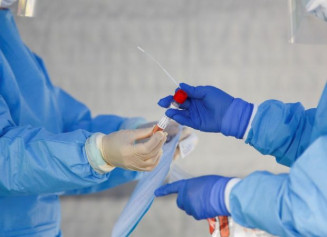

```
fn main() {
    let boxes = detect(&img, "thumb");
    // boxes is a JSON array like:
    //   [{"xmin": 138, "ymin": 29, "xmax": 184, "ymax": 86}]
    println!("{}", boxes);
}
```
[
  {"xmin": 155, "ymin": 180, "xmax": 185, "ymax": 197},
  {"xmin": 180, "ymin": 83, "xmax": 206, "ymax": 99},
  {"xmin": 158, "ymin": 95, "xmax": 174, "ymax": 108},
  {"xmin": 132, "ymin": 127, "xmax": 154, "ymax": 141}
]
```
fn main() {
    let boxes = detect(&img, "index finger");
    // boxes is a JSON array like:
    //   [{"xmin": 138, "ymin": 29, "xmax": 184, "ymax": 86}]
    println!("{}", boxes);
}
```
[
  {"xmin": 134, "ymin": 131, "xmax": 166, "ymax": 154},
  {"xmin": 155, "ymin": 180, "xmax": 184, "ymax": 197}
]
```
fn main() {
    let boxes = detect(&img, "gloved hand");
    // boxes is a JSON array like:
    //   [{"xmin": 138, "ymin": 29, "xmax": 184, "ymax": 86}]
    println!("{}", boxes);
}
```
[
  {"xmin": 158, "ymin": 83, "xmax": 254, "ymax": 138},
  {"xmin": 100, "ymin": 127, "xmax": 167, "ymax": 171},
  {"xmin": 155, "ymin": 175, "xmax": 232, "ymax": 220},
  {"xmin": 138, "ymin": 120, "xmax": 194, "ymax": 160},
  {"xmin": 0, "ymin": 0, "xmax": 17, "ymax": 8}
]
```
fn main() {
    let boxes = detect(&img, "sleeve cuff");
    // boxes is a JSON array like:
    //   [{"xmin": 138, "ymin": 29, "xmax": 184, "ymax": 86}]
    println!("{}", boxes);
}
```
[
  {"xmin": 243, "ymin": 104, "xmax": 257, "ymax": 140},
  {"xmin": 85, "ymin": 133, "xmax": 115, "ymax": 174},
  {"xmin": 224, "ymin": 178, "xmax": 241, "ymax": 213}
]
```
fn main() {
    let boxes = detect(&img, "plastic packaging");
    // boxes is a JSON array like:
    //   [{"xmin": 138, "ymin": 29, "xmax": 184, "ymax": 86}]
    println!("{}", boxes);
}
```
[
  {"xmin": 112, "ymin": 127, "xmax": 182, "ymax": 237},
  {"xmin": 289, "ymin": 0, "xmax": 327, "ymax": 44}
]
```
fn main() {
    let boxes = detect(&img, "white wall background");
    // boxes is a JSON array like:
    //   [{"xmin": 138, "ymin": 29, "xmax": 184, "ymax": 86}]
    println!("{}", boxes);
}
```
[{"xmin": 15, "ymin": 0, "xmax": 327, "ymax": 236}]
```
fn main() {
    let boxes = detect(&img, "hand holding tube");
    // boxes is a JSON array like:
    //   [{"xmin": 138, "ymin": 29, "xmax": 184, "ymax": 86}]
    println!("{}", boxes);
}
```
[
  {"xmin": 100, "ymin": 127, "xmax": 167, "ymax": 171},
  {"xmin": 158, "ymin": 83, "xmax": 254, "ymax": 139}
]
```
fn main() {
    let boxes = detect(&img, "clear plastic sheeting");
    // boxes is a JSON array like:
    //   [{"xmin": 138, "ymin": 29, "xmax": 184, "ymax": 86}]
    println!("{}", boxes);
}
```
[
  {"xmin": 112, "ymin": 127, "xmax": 182, "ymax": 237},
  {"xmin": 17, "ymin": 0, "xmax": 36, "ymax": 17},
  {"xmin": 289, "ymin": 0, "xmax": 327, "ymax": 44}
]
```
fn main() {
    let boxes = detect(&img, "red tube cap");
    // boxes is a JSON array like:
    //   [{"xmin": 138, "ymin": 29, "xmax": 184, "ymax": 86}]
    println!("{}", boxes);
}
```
[{"xmin": 173, "ymin": 89, "xmax": 188, "ymax": 104}]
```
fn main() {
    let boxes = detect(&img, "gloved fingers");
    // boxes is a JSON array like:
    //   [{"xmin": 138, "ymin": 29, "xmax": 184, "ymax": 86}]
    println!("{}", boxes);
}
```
[
  {"xmin": 180, "ymin": 83, "xmax": 206, "ymax": 99},
  {"xmin": 176, "ymin": 193, "xmax": 185, "ymax": 211},
  {"xmin": 166, "ymin": 108, "xmax": 189, "ymax": 119},
  {"xmin": 146, "ymin": 137, "xmax": 165, "ymax": 159},
  {"xmin": 179, "ymin": 99, "xmax": 191, "ymax": 109},
  {"xmin": 134, "ymin": 131, "xmax": 166, "ymax": 155},
  {"xmin": 132, "ymin": 127, "xmax": 154, "ymax": 141},
  {"xmin": 166, "ymin": 109, "xmax": 194, "ymax": 128},
  {"xmin": 158, "ymin": 95, "xmax": 173, "ymax": 108},
  {"xmin": 129, "ymin": 150, "xmax": 162, "ymax": 171},
  {"xmin": 141, "ymin": 150, "xmax": 162, "ymax": 171},
  {"xmin": 158, "ymin": 95, "xmax": 190, "ymax": 109},
  {"xmin": 154, "ymin": 180, "xmax": 184, "ymax": 196},
  {"xmin": 137, "ymin": 140, "xmax": 164, "ymax": 161}
]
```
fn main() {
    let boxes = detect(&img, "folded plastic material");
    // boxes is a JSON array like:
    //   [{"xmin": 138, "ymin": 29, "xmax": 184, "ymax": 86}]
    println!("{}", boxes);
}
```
[
  {"xmin": 112, "ymin": 127, "xmax": 182, "ymax": 237},
  {"xmin": 289, "ymin": 0, "xmax": 327, "ymax": 44}
]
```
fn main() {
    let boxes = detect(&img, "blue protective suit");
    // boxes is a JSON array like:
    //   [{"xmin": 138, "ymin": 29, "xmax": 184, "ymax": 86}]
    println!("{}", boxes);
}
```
[
  {"xmin": 0, "ymin": 9, "xmax": 142, "ymax": 236},
  {"xmin": 230, "ymin": 85, "xmax": 327, "ymax": 236}
]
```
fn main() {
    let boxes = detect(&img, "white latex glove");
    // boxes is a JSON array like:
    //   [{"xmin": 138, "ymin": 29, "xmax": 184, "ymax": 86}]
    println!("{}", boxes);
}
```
[
  {"xmin": 138, "ymin": 120, "xmax": 194, "ymax": 160},
  {"xmin": 0, "ymin": 0, "xmax": 17, "ymax": 8},
  {"xmin": 100, "ymin": 127, "xmax": 167, "ymax": 171}
]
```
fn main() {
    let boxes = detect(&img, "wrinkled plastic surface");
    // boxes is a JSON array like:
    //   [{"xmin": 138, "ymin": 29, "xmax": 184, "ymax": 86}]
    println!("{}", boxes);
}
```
[
  {"xmin": 289, "ymin": 0, "xmax": 327, "ymax": 44},
  {"xmin": 112, "ymin": 128, "xmax": 181, "ymax": 237}
]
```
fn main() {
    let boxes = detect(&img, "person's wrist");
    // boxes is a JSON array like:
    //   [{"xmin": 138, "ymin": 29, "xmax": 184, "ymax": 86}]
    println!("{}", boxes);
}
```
[
  {"xmin": 85, "ymin": 133, "xmax": 115, "ymax": 174},
  {"xmin": 224, "ymin": 178, "xmax": 241, "ymax": 213},
  {"xmin": 243, "ymin": 104, "xmax": 257, "ymax": 140},
  {"xmin": 220, "ymin": 98, "xmax": 254, "ymax": 139},
  {"xmin": 210, "ymin": 176, "xmax": 233, "ymax": 216}
]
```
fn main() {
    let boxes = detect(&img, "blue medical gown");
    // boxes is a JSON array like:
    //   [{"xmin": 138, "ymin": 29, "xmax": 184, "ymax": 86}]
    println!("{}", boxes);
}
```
[
  {"xmin": 230, "ymin": 86, "xmax": 327, "ymax": 236},
  {"xmin": 0, "ymin": 9, "xmax": 140, "ymax": 236}
]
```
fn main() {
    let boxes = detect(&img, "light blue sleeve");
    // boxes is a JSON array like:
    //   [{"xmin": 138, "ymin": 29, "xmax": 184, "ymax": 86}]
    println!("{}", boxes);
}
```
[
  {"xmin": 246, "ymin": 100, "xmax": 316, "ymax": 167},
  {"xmin": 30, "ymin": 32, "xmax": 146, "ymax": 196},
  {"xmin": 0, "ymin": 95, "xmax": 113, "ymax": 196},
  {"xmin": 30, "ymin": 51, "xmax": 136, "ymax": 135},
  {"xmin": 230, "ymin": 136, "xmax": 327, "ymax": 237},
  {"xmin": 0, "ymin": 9, "xmax": 143, "ymax": 196}
]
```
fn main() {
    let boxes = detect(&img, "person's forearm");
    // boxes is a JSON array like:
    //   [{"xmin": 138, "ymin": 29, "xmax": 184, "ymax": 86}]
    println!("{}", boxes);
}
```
[
  {"xmin": 229, "ymin": 171, "xmax": 289, "ymax": 236},
  {"xmin": 245, "ymin": 100, "xmax": 315, "ymax": 167},
  {"xmin": 0, "ymin": 125, "xmax": 110, "ymax": 196},
  {"xmin": 231, "ymin": 136, "xmax": 327, "ymax": 236}
]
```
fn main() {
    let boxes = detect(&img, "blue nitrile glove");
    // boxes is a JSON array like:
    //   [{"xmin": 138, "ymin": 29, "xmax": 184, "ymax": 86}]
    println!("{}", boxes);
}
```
[
  {"xmin": 155, "ymin": 175, "xmax": 232, "ymax": 220},
  {"xmin": 158, "ymin": 83, "xmax": 253, "ymax": 138}
]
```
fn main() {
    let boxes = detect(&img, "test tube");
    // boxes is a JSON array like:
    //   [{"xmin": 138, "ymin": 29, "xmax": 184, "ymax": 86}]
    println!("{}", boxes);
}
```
[
  {"xmin": 153, "ymin": 89, "xmax": 188, "ymax": 133},
  {"xmin": 17, "ymin": 0, "xmax": 37, "ymax": 17}
]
